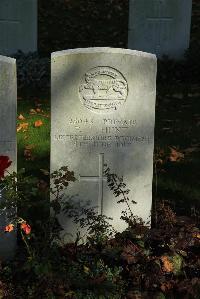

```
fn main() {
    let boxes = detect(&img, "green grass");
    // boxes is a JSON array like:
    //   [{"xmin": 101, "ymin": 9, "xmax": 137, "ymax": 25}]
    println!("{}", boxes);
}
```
[{"xmin": 17, "ymin": 96, "xmax": 50, "ymax": 177}]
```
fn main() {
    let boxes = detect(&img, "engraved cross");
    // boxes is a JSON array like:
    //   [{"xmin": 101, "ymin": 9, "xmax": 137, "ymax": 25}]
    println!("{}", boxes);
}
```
[
  {"xmin": 0, "ymin": 18, "xmax": 20, "ymax": 53},
  {"xmin": 0, "ymin": 3, "xmax": 20, "ymax": 53},
  {"xmin": 147, "ymin": 0, "xmax": 173, "ymax": 54},
  {"xmin": 79, "ymin": 153, "xmax": 107, "ymax": 215},
  {"xmin": 0, "ymin": 19, "xmax": 19, "ymax": 23}
]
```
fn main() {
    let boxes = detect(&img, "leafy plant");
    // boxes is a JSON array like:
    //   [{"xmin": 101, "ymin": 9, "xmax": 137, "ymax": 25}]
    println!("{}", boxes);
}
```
[{"xmin": 1, "ymin": 156, "xmax": 200, "ymax": 299}]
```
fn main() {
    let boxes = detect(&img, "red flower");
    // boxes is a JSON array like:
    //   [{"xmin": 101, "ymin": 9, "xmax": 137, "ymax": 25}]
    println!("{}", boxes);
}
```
[
  {"xmin": 0, "ymin": 156, "xmax": 12, "ymax": 178},
  {"xmin": 21, "ymin": 222, "xmax": 31, "ymax": 235},
  {"xmin": 4, "ymin": 224, "xmax": 14, "ymax": 233}
]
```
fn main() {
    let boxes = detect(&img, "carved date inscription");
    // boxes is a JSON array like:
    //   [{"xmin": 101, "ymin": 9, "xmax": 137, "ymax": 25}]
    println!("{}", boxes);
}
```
[{"xmin": 55, "ymin": 117, "xmax": 151, "ymax": 148}]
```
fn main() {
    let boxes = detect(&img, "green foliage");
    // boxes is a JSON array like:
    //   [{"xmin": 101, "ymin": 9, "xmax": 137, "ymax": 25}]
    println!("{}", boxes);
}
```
[
  {"xmin": 1, "ymin": 165, "xmax": 200, "ymax": 298},
  {"xmin": 170, "ymin": 254, "xmax": 183, "ymax": 276},
  {"xmin": 0, "ymin": 168, "xmax": 40, "ymax": 222},
  {"xmin": 65, "ymin": 202, "xmax": 116, "ymax": 246},
  {"xmin": 104, "ymin": 166, "xmax": 139, "ymax": 227}
]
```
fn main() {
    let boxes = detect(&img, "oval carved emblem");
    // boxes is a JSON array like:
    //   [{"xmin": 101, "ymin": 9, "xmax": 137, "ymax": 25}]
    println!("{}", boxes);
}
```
[{"xmin": 79, "ymin": 66, "xmax": 128, "ymax": 113}]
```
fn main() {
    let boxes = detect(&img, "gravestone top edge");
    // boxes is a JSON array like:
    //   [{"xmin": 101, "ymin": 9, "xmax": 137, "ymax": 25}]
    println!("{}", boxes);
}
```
[
  {"xmin": 0, "ymin": 55, "xmax": 16, "ymax": 64},
  {"xmin": 51, "ymin": 47, "xmax": 157, "ymax": 60}
]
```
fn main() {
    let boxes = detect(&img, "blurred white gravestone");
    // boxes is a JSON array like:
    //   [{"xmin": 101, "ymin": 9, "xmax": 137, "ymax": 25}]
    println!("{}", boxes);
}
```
[
  {"xmin": 51, "ymin": 47, "xmax": 157, "ymax": 241},
  {"xmin": 128, "ymin": 0, "xmax": 192, "ymax": 59},
  {"xmin": 0, "ymin": 0, "xmax": 37, "ymax": 55},
  {"xmin": 0, "ymin": 55, "xmax": 17, "ymax": 260}
]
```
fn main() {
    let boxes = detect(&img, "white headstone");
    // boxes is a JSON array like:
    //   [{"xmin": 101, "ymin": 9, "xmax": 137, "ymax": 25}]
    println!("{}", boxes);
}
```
[
  {"xmin": 51, "ymin": 47, "xmax": 157, "ymax": 241},
  {"xmin": 128, "ymin": 0, "xmax": 192, "ymax": 59},
  {"xmin": 0, "ymin": 55, "xmax": 17, "ymax": 260},
  {"xmin": 0, "ymin": 0, "xmax": 37, "ymax": 55}
]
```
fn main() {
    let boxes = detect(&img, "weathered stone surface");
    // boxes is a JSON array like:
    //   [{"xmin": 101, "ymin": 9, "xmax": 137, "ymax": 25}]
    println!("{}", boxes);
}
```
[
  {"xmin": 0, "ymin": 0, "xmax": 37, "ymax": 55},
  {"xmin": 51, "ymin": 48, "xmax": 157, "ymax": 241},
  {"xmin": 128, "ymin": 0, "xmax": 192, "ymax": 59},
  {"xmin": 0, "ymin": 55, "xmax": 17, "ymax": 260}
]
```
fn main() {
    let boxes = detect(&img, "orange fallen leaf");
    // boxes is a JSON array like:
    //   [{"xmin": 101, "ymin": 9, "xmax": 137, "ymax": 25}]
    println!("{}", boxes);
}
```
[
  {"xmin": 18, "ymin": 114, "xmax": 26, "ymax": 120},
  {"xmin": 17, "ymin": 122, "xmax": 29, "ymax": 132},
  {"xmin": 4, "ymin": 224, "xmax": 14, "ymax": 233},
  {"xmin": 36, "ymin": 108, "xmax": 42, "ymax": 113},
  {"xmin": 161, "ymin": 256, "xmax": 173, "ymax": 273},
  {"xmin": 21, "ymin": 222, "xmax": 31, "ymax": 235},
  {"xmin": 34, "ymin": 120, "xmax": 43, "ymax": 127}
]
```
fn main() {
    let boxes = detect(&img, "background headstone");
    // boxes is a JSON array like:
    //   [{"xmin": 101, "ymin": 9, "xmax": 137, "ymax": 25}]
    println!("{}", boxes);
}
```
[
  {"xmin": 0, "ymin": 55, "xmax": 17, "ymax": 260},
  {"xmin": 0, "ymin": 0, "xmax": 37, "ymax": 55},
  {"xmin": 51, "ymin": 47, "xmax": 157, "ymax": 241},
  {"xmin": 128, "ymin": 0, "xmax": 192, "ymax": 59}
]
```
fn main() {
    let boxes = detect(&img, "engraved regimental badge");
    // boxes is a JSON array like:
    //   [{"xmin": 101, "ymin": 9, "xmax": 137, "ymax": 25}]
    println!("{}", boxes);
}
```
[{"xmin": 79, "ymin": 66, "xmax": 128, "ymax": 113}]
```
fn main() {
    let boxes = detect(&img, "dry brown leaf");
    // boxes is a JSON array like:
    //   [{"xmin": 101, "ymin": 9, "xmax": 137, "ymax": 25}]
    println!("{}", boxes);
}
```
[
  {"xmin": 24, "ymin": 144, "xmax": 35, "ymax": 161},
  {"xmin": 168, "ymin": 147, "xmax": 184, "ymax": 162},
  {"xmin": 192, "ymin": 232, "xmax": 200, "ymax": 239},
  {"xmin": 160, "ymin": 281, "xmax": 174, "ymax": 292},
  {"xmin": 183, "ymin": 145, "xmax": 200, "ymax": 154},
  {"xmin": 121, "ymin": 242, "xmax": 141, "ymax": 265},
  {"xmin": 17, "ymin": 122, "xmax": 29, "ymax": 132},
  {"xmin": 29, "ymin": 109, "xmax": 37, "ymax": 115},
  {"xmin": 34, "ymin": 120, "xmax": 43, "ymax": 127},
  {"xmin": 18, "ymin": 114, "xmax": 26, "ymax": 120}
]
